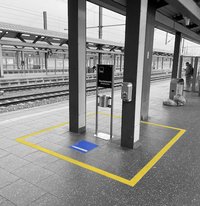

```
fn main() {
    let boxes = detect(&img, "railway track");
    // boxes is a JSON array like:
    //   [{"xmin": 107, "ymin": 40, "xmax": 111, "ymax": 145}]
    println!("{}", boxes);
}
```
[
  {"xmin": 0, "ymin": 71, "xmax": 170, "ymax": 92},
  {"xmin": 0, "ymin": 74, "xmax": 171, "ymax": 107},
  {"xmin": 0, "ymin": 83, "xmax": 122, "ymax": 107}
]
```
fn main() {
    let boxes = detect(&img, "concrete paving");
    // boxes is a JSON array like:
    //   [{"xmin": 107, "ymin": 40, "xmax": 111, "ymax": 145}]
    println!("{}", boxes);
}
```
[{"xmin": 0, "ymin": 79, "xmax": 200, "ymax": 205}]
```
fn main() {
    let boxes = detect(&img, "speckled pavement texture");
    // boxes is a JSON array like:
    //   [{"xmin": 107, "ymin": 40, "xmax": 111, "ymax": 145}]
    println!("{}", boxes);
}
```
[{"xmin": 0, "ymin": 79, "xmax": 200, "ymax": 206}]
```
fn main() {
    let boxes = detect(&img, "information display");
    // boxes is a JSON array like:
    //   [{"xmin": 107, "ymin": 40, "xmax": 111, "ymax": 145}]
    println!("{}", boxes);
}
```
[
  {"xmin": 97, "ymin": 65, "xmax": 113, "ymax": 88},
  {"xmin": 95, "ymin": 64, "xmax": 114, "ymax": 140}
]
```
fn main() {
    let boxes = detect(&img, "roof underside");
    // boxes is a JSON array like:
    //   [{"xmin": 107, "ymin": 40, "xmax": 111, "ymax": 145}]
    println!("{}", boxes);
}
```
[
  {"xmin": 88, "ymin": 0, "xmax": 200, "ymax": 44},
  {"xmin": 1, "ymin": 0, "xmax": 200, "ymax": 52}
]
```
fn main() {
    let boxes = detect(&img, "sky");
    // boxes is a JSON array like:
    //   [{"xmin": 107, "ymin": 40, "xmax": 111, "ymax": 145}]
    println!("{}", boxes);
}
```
[{"xmin": 0, "ymin": 0, "xmax": 199, "ymax": 55}]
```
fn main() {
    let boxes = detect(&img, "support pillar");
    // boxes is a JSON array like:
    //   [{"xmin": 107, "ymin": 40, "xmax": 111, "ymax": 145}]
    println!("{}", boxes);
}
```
[
  {"xmin": 120, "ymin": 54, "xmax": 122, "ymax": 72},
  {"xmin": 113, "ymin": 54, "xmax": 116, "ymax": 70},
  {"xmin": 169, "ymin": 57, "xmax": 172, "ymax": 69},
  {"xmin": 21, "ymin": 51, "xmax": 25, "ymax": 71},
  {"xmin": 172, "ymin": 32, "xmax": 182, "ymax": 79},
  {"xmin": 161, "ymin": 57, "xmax": 164, "ymax": 69},
  {"xmin": 16, "ymin": 51, "xmax": 20, "ymax": 69},
  {"xmin": 68, "ymin": 0, "xmax": 86, "ymax": 133},
  {"xmin": 178, "ymin": 55, "xmax": 183, "ymax": 78},
  {"xmin": 141, "ymin": 0, "xmax": 156, "ymax": 121},
  {"xmin": 192, "ymin": 57, "xmax": 198, "ymax": 92},
  {"xmin": 156, "ymin": 56, "xmax": 159, "ymax": 70},
  {"xmin": 191, "ymin": 57, "xmax": 194, "ymax": 67},
  {"xmin": 121, "ymin": 0, "xmax": 148, "ymax": 148},
  {"xmin": 98, "ymin": 6, "xmax": 103, "ymax": 64},
  {"xmin": 43, "ymin": 11, "xmax": 48, "ymax": 73},
  {"xmin": 0, "ymin": 45, "xmax": 3, "ymax": 77}
]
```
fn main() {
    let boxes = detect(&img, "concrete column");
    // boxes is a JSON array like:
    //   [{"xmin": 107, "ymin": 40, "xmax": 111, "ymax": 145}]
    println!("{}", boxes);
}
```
[
  {"xmin": 172, "ymin": 32, "xmax": 182, "ymax": 79},
  {"xmin": 68, "ymin": 0, "xmax": 86, "ymax": 133},
  {"xmin": 121, "ymin": 0, "xmax": 148, "ymax": 148},
  {"xmin": 192, "ymin": 57, "xmax": 198, "ymax": 92},
  {"xmin": 0, "ymin": 45, "xmax": 3, "ymax": 77},
  {"xmin": 141, "ymin": 0, "xmax": 156, "ymax": 121}
]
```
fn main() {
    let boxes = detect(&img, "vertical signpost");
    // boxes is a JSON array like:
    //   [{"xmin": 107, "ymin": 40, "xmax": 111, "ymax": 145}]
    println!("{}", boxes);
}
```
[{"xmin": 95, "ymin": 64, "xmax": 114, "ymax": 140}]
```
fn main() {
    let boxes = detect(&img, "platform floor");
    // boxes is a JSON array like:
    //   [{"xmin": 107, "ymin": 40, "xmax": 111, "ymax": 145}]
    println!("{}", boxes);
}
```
[
  {"xmin": 0, "ymin": 80, "xmax": 200, "ymax": 205},
  {"xmin": 1, "ymin": 73, "xmax": 67, "ymax": 81}
]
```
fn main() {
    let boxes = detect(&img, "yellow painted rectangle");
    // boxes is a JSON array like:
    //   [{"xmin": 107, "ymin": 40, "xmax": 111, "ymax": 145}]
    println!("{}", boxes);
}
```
[{"xmin": 16, "ymin": 114, "xmax": 186, "ymax": 187}]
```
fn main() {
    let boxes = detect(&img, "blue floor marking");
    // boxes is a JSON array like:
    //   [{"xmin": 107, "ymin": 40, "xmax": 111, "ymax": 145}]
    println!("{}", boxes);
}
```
[{"xmin": 70, "ymin": 140, "xmax": 98, "ymax": 153}]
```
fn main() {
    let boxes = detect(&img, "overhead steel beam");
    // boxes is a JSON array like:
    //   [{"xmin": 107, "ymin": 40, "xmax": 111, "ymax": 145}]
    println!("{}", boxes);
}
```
[
  {"xmin": 155, "ymin": 12, "xmax": 200, "ymax": 44},
  {"xmin": 0, "ymin": 31, "xmax": 7, "ymax": 40},
  {"xmin": 87, "ymin": 0, "xmax": 126, "ymax": 15},
  {"xmin": 16, "ymin": 33, "xmax": 26, "ymax": 43},
  {"xmin": 87, "ymin": 48, "xmax": 123, "ymax": 54},
  {"xmin": 87, "ymin": 0, "xmax": 200, "ymax": 45},
  {"xmin": 0, "ymin": 40, "xmax": 67, "ymax": 50},
  {"xmin": 156, "ymin": 0, "xmax": 168, "ymax": 9},
  {"xmin": 33, "ymin": 35, "xmax": 41, "ymax": 44},
  {"xmin": 165, "ymin": 0, "xmax": 200, "ymax": 27},
  {"xmin": 59, "ymin": 40, "xmax": 68, "ymax": 46}
]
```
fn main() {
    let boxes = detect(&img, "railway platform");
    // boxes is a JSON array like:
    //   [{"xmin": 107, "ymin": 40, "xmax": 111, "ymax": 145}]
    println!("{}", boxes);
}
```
[
  {"xmin": 0, "ymin": 80, "xmax": 200, "ymax": 205},
  {"xmin": 2, "ymin": 73, "xmax": 67, "ymax": 80}
]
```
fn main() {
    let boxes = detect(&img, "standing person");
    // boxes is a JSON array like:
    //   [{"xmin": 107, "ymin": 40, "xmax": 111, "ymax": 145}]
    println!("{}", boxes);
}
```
[{"xmin": 185, "ymin": 62, "xmax": 194, "ymax": 91}]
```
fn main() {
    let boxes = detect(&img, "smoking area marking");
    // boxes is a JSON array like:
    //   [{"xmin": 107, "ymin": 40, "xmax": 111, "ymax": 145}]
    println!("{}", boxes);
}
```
[
  {"xmin": 16, "ymin": 113, "xmax": 186, "ymax": 187},
  {"xmin": 70, "ymin": 140, "xmax": 98, "ymax": 153}
]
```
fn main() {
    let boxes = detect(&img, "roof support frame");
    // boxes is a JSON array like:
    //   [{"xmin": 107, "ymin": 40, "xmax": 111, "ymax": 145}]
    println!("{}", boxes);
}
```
[
  {"xmin": 87, "ymin": 0, "xmax": 126, "ymax": 15},
  {"xmin": 0, "ymin": 31, "xmax": 7, "ymax": 39},
  {"xmin": 165, "ymin": 0, "xmax": 200, "ymax": 27},
  {"xmin": 33, "ymin": 35, "xmax": 41, "ymax": 44},
  {"xmin": 16, "ymin": 33, "xmax": 26, "ymax": 43},
  {"xmin": 155, "ymin": 12, "xmax": 200, "ymax": 45}
]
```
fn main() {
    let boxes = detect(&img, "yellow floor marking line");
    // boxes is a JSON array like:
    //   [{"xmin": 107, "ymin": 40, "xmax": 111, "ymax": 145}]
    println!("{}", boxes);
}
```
[
  {"xmin": 129, "ymin": 129, "xmax": 185, "ymax": 187},
  {"xmin": 16, "ymin": 113, "xmax": 186, "ymax": 187},
  {"xmin": 16, "ymin": 138, "xmax": 131, "ymax": 186}
]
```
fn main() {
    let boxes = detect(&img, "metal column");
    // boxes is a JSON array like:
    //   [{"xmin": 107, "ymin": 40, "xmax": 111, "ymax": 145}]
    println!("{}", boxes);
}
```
[
  {"xmin": 121, "ymin": 0, "xmax": 148, "ymax": 148},
  {"xmin": 21, "ymin": 51, "xmax": 25, "ymax": 71},
  {"xmin": 0, "ymin": 44, "xmax": 3, "ymax": 77},
  {"xmin": 191, "ymin": 57, "xmax": 194, "ymax": 67},
  {"xmin": 141, "ymin": 0, "xmax": 156, "ymax": 121},
  {"xmin": 172, "ymin": 32, "xmax": 182, "ymax": 79},
  {"xmin": 192, "ymin": 57, "xmax": 198, "ymax": 92},
  {"xmin": 68, "ymin": 0, "xmax": 86, "ymax": 133},
  {"xmin": 156, "ymin": 56, "xmax": 159, "ymax": 70},
  {"xmin": 98, "ymin": 6, "xmax": 103, "ymax": 64},
  {"xmin": 43, "ymin": 11, "xmax": 48, "ymax": 73},
  {"xmin": 120, "ymin": 54, "xmax": 123, "ymax": 72},
  {"xmin": 178, "ymin": 55, "xmax": 183, "ymax": 78},
  {"xmin": 16, "ymin": 51, "xmax": 20, "ymax": 69}
]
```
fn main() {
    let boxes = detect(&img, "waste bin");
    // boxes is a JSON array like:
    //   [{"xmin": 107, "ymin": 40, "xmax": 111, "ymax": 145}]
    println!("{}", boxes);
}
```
[
  {"xmin": 169, "ymin": 78, "xmax": 184, "ymax": 100},
  {"xmin": 98, "ymin": 95, "xmax": 111, "ymax": 107}
]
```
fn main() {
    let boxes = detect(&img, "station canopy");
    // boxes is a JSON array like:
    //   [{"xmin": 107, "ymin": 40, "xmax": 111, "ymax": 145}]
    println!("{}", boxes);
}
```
[
  {"xmin": 0, "ymin": 21, "xmax": 123, "ymax": 54},
  {"xmin": 88, "ymin": 0, "xmax": 200, "ymax": 44},
  {"xmin": 1, "ymin": 0, "xmax": 200, "ymax": 53}
]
